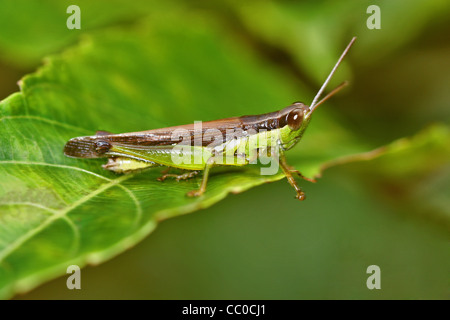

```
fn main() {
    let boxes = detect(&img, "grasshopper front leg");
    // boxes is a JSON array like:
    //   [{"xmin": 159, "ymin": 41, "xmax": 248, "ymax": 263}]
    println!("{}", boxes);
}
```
[
  {"xmin": 286, "ymin": 166, "xmax": 317, "ymax": 183},
  {"xmin": 279, "ymin": 153, "xmax": 307, "ymax": 201},
  {"xmin": 291, "ymin": 170, "xmax": 316, "ymax": 183}
]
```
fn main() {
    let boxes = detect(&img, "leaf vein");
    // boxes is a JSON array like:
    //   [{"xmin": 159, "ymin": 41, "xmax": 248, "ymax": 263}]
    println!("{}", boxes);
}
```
[
  {"xmin": 0, "ymin": 174, "xmax": 134, "ymax": 263},
  {"xmin": 0, "ymin": 161, "xmax": 142, "ymax": 224}
]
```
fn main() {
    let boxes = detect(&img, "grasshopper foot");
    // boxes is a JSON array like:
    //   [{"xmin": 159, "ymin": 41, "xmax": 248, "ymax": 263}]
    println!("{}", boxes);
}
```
[{"xmin": 295, "ymin": 191, "xmax": 306, "ymax": 201}]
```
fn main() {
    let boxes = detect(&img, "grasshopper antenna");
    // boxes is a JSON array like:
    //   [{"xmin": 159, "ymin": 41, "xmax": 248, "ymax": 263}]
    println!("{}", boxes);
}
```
[
  {"xmin": 311, "ymin": 81, "xmax": 348, "ymax": 111},
  {"xmin": 309, "ymin": 37, "xmax": 356, "ymax": 113}
]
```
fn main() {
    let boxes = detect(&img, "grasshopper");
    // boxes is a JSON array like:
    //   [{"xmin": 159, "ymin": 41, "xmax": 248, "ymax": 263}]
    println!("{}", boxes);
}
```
[{"xmin": 64, "ymin": 37, "xmax": 356, "ymax": 200}]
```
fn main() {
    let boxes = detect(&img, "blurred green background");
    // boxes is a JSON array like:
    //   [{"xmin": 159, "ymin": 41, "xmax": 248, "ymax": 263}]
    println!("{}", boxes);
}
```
[{"xmin": 0, "ymin": 0, "xmax": 449, "ymax": 299}]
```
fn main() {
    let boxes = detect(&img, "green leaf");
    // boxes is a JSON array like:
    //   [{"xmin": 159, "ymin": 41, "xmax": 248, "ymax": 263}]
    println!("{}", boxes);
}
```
[
  {"xmin": 331, "ymin": 124, "xmax": 450, "ymax": 227},
  {"xmin": 0, "ymin": 16, "xmax": 371, "ymax": 298}
]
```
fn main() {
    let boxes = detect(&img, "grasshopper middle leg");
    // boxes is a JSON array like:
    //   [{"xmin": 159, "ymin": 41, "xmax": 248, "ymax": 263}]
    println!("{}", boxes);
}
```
[
  {"xmin": 157, "ymin": 170, "xmax": 200, "ymax": 182},
  {"xmin": 186, "ymin": 158, "xmax": 215, "ymax": 198},
  {"xmin": 185, "ymin": 153, "xmax": 248, "ymax": 198}
]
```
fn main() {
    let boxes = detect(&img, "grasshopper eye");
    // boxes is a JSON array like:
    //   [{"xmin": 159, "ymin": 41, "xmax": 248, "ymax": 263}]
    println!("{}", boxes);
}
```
[{"xmin": 287, "ymin": 109, "xmax": 304, "ymax": 131}]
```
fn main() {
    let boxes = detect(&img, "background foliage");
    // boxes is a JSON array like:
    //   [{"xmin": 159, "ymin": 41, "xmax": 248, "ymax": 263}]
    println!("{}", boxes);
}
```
[{"xmin": 0, "ymin": 0, "xmax": 448, "ymax": 299}]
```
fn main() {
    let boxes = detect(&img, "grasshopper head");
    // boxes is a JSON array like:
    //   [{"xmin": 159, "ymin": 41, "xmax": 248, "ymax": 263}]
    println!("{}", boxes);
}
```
[
  {"xmin": 278, "ymin": 80, "xmax": 350, "ymax": 150},
  {"xmin": 278, "ymin": 102, "xmax": 313, "ymax": 150},
  {"xmin": 279, "ymin": 79, "xmax": 348, "ymax": 150}
]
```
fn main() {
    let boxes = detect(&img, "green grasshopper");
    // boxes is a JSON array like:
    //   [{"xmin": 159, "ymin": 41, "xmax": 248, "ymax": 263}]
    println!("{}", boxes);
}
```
[{"xmin": 64, "ymin": 37, "xmax": 356, "ymax": 200}]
